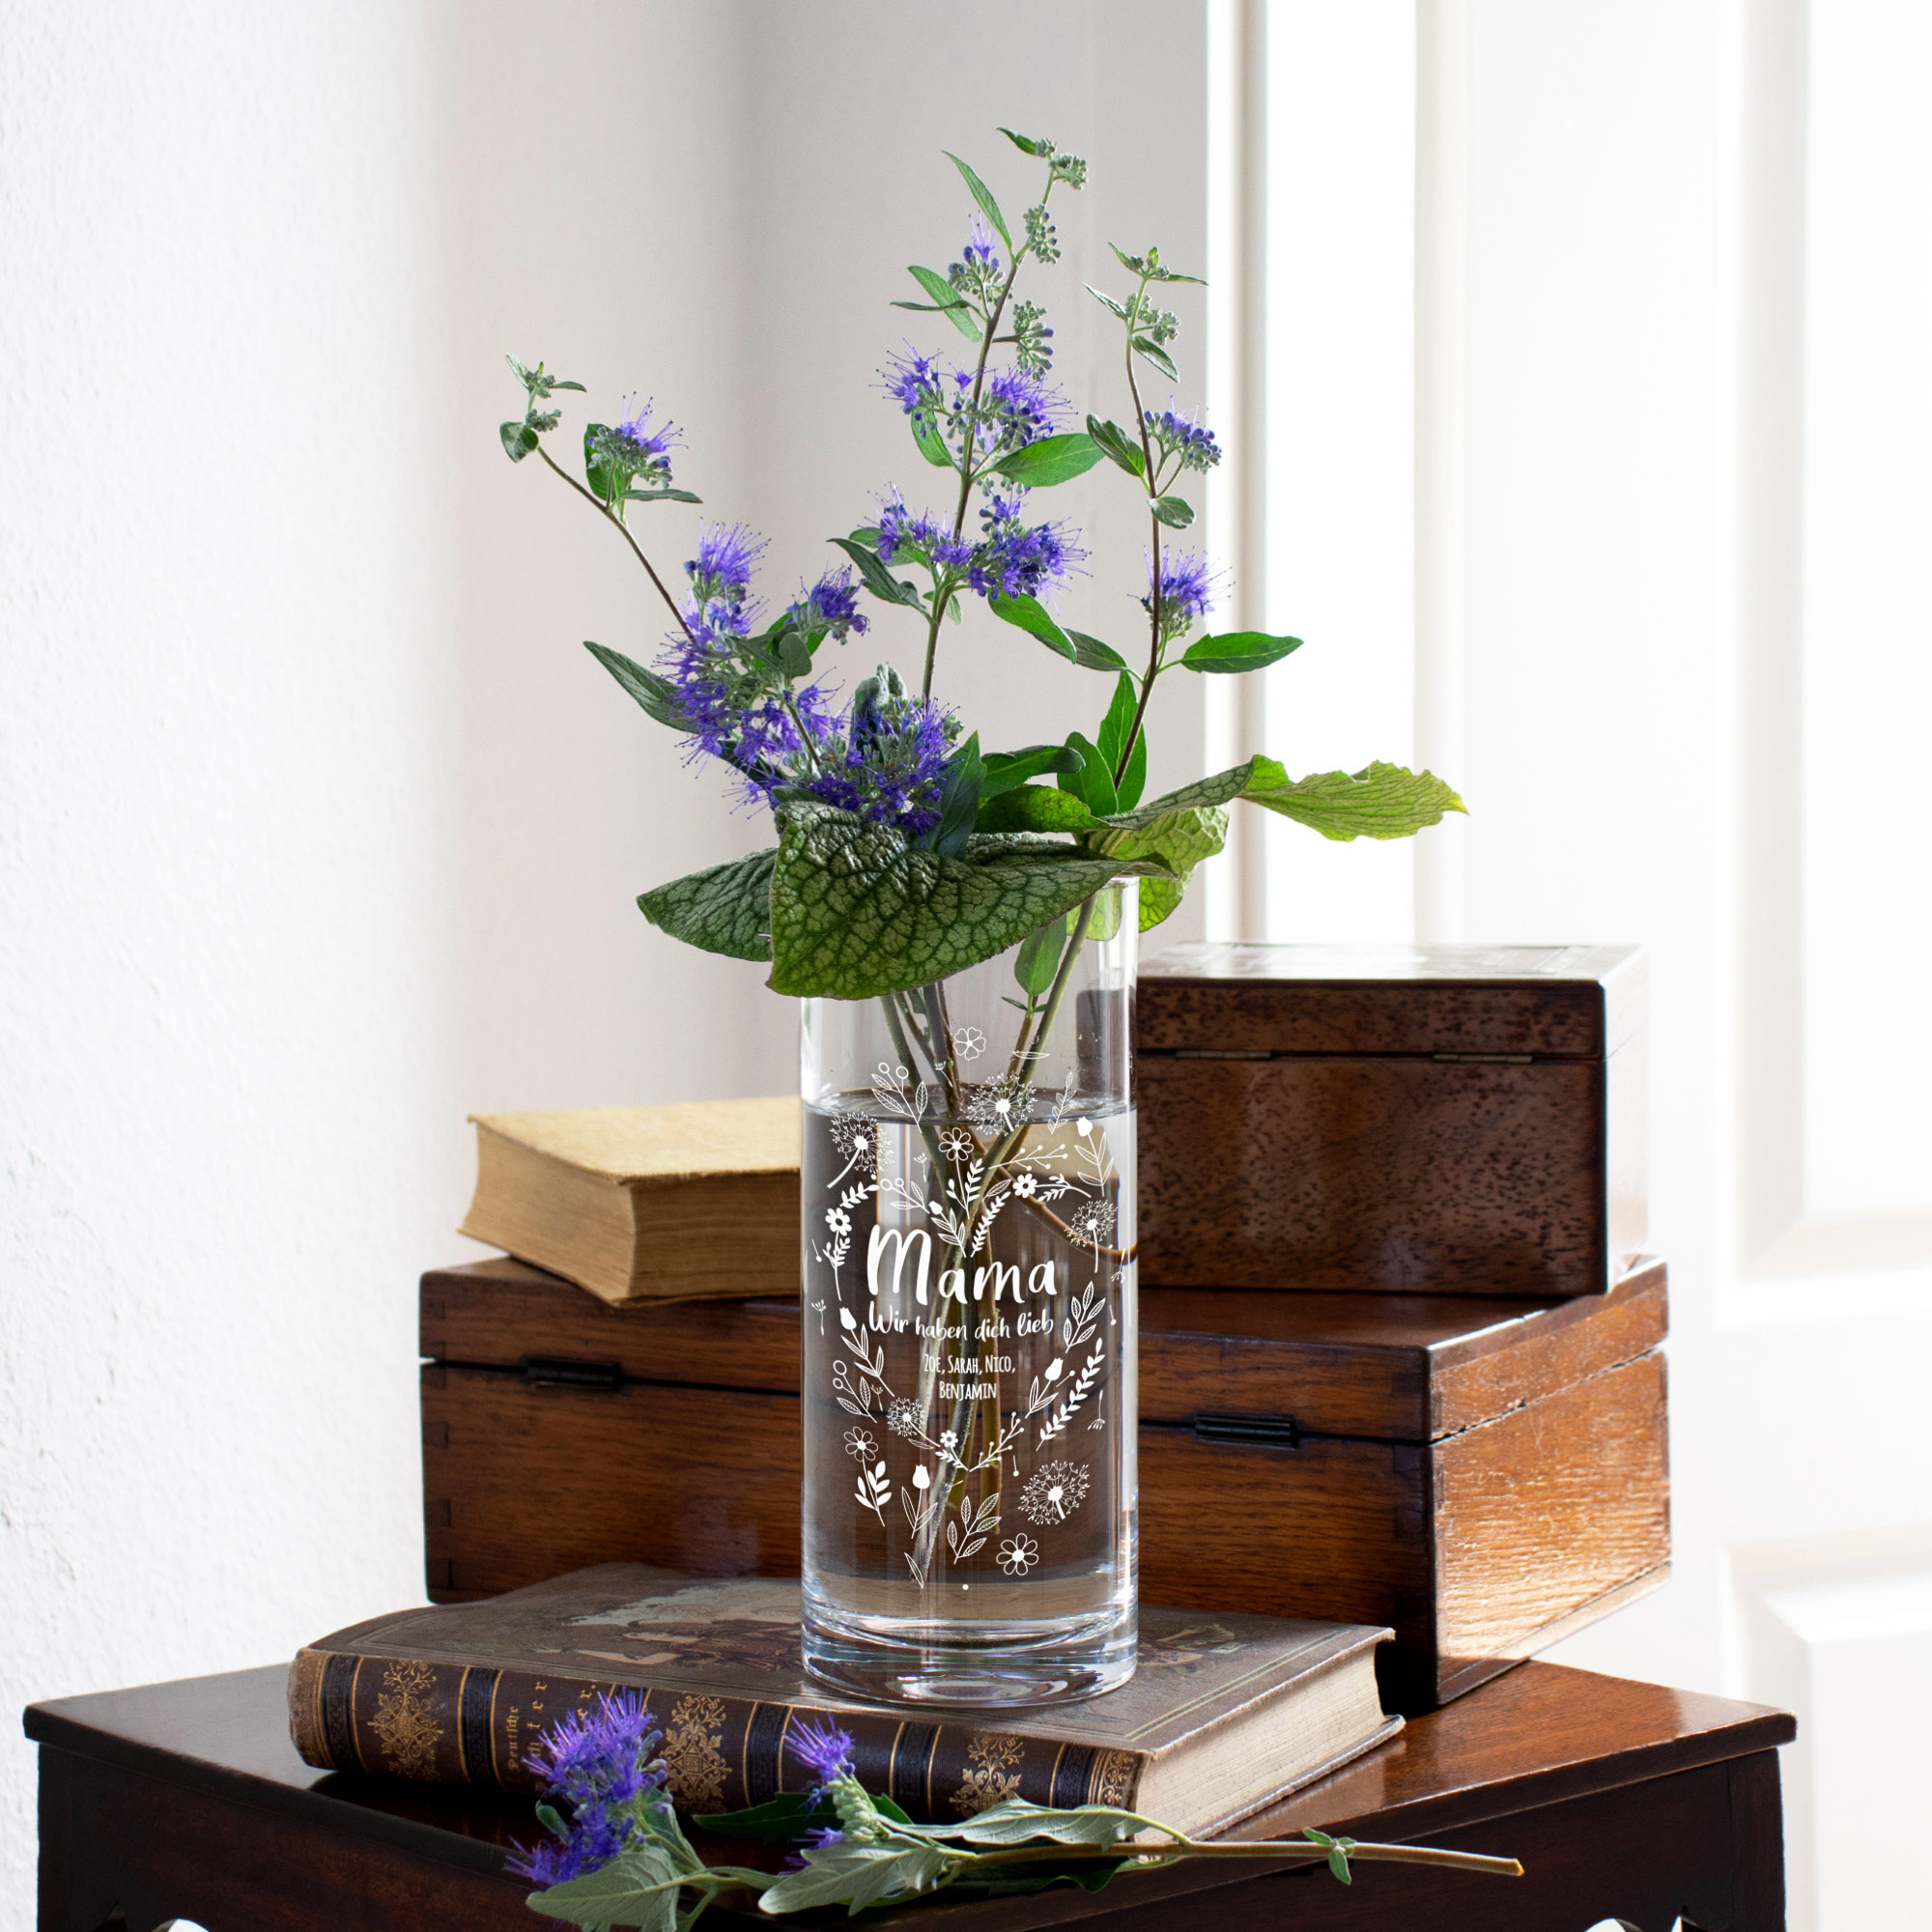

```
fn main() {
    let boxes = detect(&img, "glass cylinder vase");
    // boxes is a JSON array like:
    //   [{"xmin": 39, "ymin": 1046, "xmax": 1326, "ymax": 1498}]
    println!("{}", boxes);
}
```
[{"xmin": 798, "ymin": 880, "xmax": 1138, "ymax": 1706}]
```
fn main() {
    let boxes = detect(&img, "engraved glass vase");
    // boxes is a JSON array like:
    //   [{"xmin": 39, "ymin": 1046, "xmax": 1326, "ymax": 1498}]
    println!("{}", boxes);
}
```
[{"xmin": 798, "ymin": 881, "xmax": 1138, "ymax": 1706}]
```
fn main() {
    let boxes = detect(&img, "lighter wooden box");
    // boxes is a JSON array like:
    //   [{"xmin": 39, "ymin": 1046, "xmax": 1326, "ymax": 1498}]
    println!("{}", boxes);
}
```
[{"xmin": 420, "ymin": 1256, "xmax": 1669, "ymax": 1711}]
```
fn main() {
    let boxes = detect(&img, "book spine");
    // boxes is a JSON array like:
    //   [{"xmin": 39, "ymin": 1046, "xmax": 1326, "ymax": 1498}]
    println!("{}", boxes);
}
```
[{"xmin": 287, "ymin": 1648, "xmax": 1146, "ymax": 1820}]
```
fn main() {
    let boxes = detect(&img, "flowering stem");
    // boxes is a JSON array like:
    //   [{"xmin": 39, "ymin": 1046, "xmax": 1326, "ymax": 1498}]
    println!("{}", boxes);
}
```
[
  {"xmin": 534, "ymin": 444, "xmax": 696, "ymax": 646},
  {"xmin": 1113, "ymin": 277, "xmax": 1163, "ymax": 790},
  {"xmin": 960, "ymin": 1838, "xmax": 1523, "ymax": 1880},
  {"xmin": 920, "ymin": 171, "xmax": 1065, "ymax": 702}
]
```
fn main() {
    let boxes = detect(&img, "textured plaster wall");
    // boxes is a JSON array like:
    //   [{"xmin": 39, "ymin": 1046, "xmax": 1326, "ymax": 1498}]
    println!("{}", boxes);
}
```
[{"xmin": 0, "ymin": 3, "xmax": 1205, "ymax": 1918}]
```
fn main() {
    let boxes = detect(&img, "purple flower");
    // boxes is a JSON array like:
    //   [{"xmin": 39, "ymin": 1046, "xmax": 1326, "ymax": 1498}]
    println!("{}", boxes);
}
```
[
  {"xmin": 970, "ymin": 490, "xmax": 1082, "ymax": 601},
  {"xmin": 1144, "ymin": 406, "xmax": 1222, "ymax": 474},
  {"xmin": 508, "ymin": 1690, "xmax": 668, "ymax": 1889},
  {"xmin": 883, "ymin": 348, "xmax": 948, "ymax": 419},
  {"xmin": 787, "ymin": 567, "xmax": 869, "ymax": 641},
  {"xmin": 954, "ymin": 216, "xmax": 1002, "ymax": 281},
  {"xmin": 876, "ymin": 495, "xmax": 975, "ymax": 574},
  {"xmin": 587, "ymin": 395, "xmax": 679, "ymax": 495},
  {"xmin": 791, "ymin": 1717, "xmax": 857, "ymax": 1787},
  {"xmin": 1144, "ymin": 548, "xmax": 1221, "ymax": 637},
  {"xmin": 686, "ymin": 522, "xmax": 764, "ymax": 611},
  {"xmin": 979, "ymin": 365, "xmax": 1061, "ymax": 452},
  {"xmin": 801, "ymin": 668, "xmax": 958, "ymax": 836},
  {"xmin": 782, "ymin": 1825, "xmax": 847, "ymax": 1872}
]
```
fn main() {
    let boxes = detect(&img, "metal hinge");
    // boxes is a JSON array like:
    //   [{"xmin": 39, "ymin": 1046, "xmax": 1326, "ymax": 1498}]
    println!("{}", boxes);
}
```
[
  {"xmin": 519, "ymin": 1355, "xmax": 624, "ymax": 1392},
  {"xmin": 1191, "ymin": 1411, "xmax": 1300, "ymax": 1449}
]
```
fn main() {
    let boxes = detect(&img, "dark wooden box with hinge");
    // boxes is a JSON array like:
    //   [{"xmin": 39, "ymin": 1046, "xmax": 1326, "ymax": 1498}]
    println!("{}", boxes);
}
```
[
  {"xmin": 420, "ymin": 1254, "xmax": 1669, "ymax": 1712},
  {"xmin": 1135, "ymin": 942, "xmax": 1649, "ymax": 1296}
]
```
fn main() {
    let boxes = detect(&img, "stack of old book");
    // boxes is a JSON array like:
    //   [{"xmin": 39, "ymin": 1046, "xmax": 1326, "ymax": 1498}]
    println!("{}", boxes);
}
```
[{"xmin": 297, "ymin": 943, "xmax": 1665, "ymax": 1822}]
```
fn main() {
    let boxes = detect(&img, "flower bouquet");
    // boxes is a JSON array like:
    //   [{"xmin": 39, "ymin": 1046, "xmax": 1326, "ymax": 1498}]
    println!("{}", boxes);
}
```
[{"xmin": 500, "ymin": 128, "xmax": 1461, "ymax": 1704}]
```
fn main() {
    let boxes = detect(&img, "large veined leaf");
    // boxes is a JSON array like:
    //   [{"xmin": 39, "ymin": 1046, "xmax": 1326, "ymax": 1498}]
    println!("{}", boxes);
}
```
[
  {"xmin": 1087, "ymin": 806, "xmax": 1231, "ymax": 923},
  {"xmin": 974, "ymin": 785, "xmax": 1226, "ymax": 931},
  {"xmin": 767, "ymin": 803, "xmax": 1171, "ymax": 999},
  {"xmin": 637, "ymin": 849, "xmax": 777, "ymax": 962},
  {"xmin": 1244, "ymin": 758, "xmax": 1465, "ymax": 840}
]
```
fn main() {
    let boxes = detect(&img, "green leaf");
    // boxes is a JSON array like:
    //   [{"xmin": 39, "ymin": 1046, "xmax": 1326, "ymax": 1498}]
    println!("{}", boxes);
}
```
[
  {"xmin": 927, "ymin": 1798, "xmax": 1142, "ymax": 1848},
  {"xmin": 1133, "ymin": 335, "xmax": 1179, "ymax": 381},
  {"xmin": 698, "ymin": 1791, "xmax": 837, "ymax": 1843},
  {"xmin": 638, "ymin": 850, "xmax": 777, "ymax": 963},
  {"xmin": 1245, "ymin": 758, "xmax": 1466, "ymax": 841},
  {"xmin": 909, "ymin": 409, "xmax": 954, "ymax": 469},
  {"xmin": 986, "ymin": 592, "xmax": 1075, "ymax": 661},
  {"xmin": 1095, "ymin": 671, "xmax": 1147, "ymax": 809},
  {"xmin": 1150, "ymin": 493, "xmax": 1194, "ymax": 529},
  {"xmin": 756, "ymin": 1839, "xmax": 954, "ymax": 1915},
  {"xmin": 585, "ymin": 641, "xmax": 694, "ymax": 731},
  {"xmin": 975, "ymin": 785, "xmax": 1098, "ymax": 836},
  {"xmin": 528, "ymin": 1840, "xmax": 686, "ymax": 1932},
  {"xmin": 1086, "ymin": 803, "xmax": 1228, "ymax": 905},
  {"xmin": 1108, "ymin": 242, "xmax": 1205, "ymax": 285},
  {"xmin": 775, "ymin": 628, "xmax": 814, "ymax": 677},
  {"xmin": 1180, "ymin": 630, "xmax": 1303, "ymax": 674},
  {"xmin": 907, "ymin": 265, "xmax": 981, "ymax": 341},
  {"xmin": 999, "ymin": 127, "xmax": 1048, "ymax": 156},
  {"xmin": 1086, "ymin": 285, "xmax": 1132, "ymax": 322},
  {"xmin": 499, "ymin": 418, "xmax": 539, "ymax": 462},
  {"xmin": 1085, "ymin": 414, "xmax": 1145, "ymax": 477},
  {"xmin": 1014, "ymin": 911, "xmax": 1072, "ymax": 996},
  {"xmin": 1057, "ymin": 730, "xmax": 1118, "ymax": 815},
  {"xmin": 980, "ymin": 744, "xmax": 1083, "ymax": 798},
  {"xmin": 991, "ymin": 432, "xmax": 1104, "ymax": 488},
  {"xmin": 1066, "ymin": 629, "xmax": 1131, "ymax": 672},
  {"xmin": 1137, "ymin": 872, "xmax": 1187, "ymax": 930},
  {"xmin": 766, "ymin": 803, "xmax": 1169, "ymax": 1000},
  {"xmin": 930, "ymin": 732, "xmax": 984, "ymax": 862},
  {"xmin": 624, "ymin": 487, "xmax": 703, "ymax": 505},
  {"xmin": 829, "ymin": 536, "xmax": 923, "ymax": 610},
  {"xmin": 943, "ymin": 152, "xmax": 1012, "ymax": 251},
  {"xmin": 583, "ymin": 422, "xmax": 622, "ymax": 503}
]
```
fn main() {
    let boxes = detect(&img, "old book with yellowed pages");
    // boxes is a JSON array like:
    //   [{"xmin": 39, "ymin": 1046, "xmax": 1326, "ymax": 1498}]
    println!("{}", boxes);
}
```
[
  {"xmin": 458, "ymin": 1099, "xmax": 800, "ymax": 1303},
  {"xmin": 288, "ymin": 1564, "xmax": 1399, "ymax": 1835}
]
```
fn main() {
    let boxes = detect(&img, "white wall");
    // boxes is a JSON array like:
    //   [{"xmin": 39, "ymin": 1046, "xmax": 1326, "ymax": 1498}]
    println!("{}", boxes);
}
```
[{"xmin": 0, "ymin": 2, "xmax": 1206, "ymax": 1918}]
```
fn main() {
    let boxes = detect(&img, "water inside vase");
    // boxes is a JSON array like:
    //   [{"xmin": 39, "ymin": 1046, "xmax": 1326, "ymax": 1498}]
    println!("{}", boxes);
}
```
[{"xmin": 799, "ymin": 1089, "xmax": 1137, "ymax": 1703}]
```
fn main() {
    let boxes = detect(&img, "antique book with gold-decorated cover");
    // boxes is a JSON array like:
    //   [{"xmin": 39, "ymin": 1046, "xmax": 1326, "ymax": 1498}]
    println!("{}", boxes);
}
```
[{"xmin": 288, "ymin": 1564, "xmax": 1398, "ymax": 1834}]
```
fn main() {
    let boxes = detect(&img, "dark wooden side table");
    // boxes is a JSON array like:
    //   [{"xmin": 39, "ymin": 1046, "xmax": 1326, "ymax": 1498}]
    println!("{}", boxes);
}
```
[{"xmin": 27, "ymin": 1659, "xmax": 1793, "ymax": 1932}]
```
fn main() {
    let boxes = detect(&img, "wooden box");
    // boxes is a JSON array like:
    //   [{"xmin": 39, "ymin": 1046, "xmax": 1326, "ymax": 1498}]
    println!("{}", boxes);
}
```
[
  {"xmin": 420, "ymin": 1255, "xmax": 1670, "ymax": 1711},
  {"xmin": 1136, "ymin": 942, "xmax": 1648, "ymax": 1296}
]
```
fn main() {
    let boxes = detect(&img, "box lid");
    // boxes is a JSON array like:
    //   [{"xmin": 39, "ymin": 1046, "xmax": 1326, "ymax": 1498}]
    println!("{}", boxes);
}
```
[
  {"xmin": 422, "ymin": 1256, "xmax": 1666, "ymax": 1444},
  {"xmin": 1137, "ymin": 942, "xmax": 1645, "ymax": 1058}
]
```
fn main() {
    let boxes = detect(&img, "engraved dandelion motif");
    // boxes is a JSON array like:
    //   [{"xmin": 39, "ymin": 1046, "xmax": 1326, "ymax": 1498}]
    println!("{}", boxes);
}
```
[
  {"xmin": 1065, "ymin": 1199, "xmax": 1116, "ymax": 1252},
  {"xmin": 1019, "ymin": 1460, "xmax": 1091, "ymax": 1524}
]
